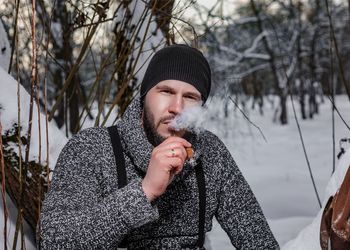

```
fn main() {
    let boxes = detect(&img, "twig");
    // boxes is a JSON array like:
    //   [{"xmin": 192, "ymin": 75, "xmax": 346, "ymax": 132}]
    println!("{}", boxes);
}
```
[
  {"xmin": 101, "ymin": 0, "xmax": 157, "ymax": 126},
  {"xmin": 228, "ymin": 96, "xmax": 267, "ymax": 143},
  {"xmin": 48, "ymin": 10, "xmax": 104, "ymax": 121},
  {"xmin": 0, "ymin": 121, "xmax": 9, "ymax": 250},
  {"xmin": 13, "ymin": 1, "xmax": 24, "ymax": 247},
  {"xmin": 324, "ymin": 0, "xmax": 350, "ymax": 101},
  {"xmin": 329, "ymin": 30, "xmax": 336, "ymax": 174},
  {"xmin": 8, "ymin": 0, "xmax": 20, "ymax": 73},
  {"xmin": 326, "ymin": 96, "xmax": 350, "ymax": 131},
  {"xmin": 268, "ymin": 1, "xmax": 321, "ymax": 208},
  {"xmin": 250, "ymin": 0, "xmax": 287, "ymax": 124},
  {"xmin": 18, "ymin": 0, "xmax": 38, "ymax": 248},
  {"xmin": 289, "ymin": 88, "xmax": 321, "ymax": 207},
  {"xmin": 42, "ymin": 0, "xmax": 57, "ymax": 186}
]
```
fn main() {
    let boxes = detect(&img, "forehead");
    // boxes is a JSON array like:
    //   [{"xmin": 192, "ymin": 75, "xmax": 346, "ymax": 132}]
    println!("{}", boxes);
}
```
[{"xmin": 154, "ymin": 80, "xmax": 201, "ymax": 94}]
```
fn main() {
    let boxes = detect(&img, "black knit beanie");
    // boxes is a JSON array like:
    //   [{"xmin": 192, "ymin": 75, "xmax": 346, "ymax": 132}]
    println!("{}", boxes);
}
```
[{"xmin": 140, "ymin": 44, "xmax": 211, "ymax": 103}]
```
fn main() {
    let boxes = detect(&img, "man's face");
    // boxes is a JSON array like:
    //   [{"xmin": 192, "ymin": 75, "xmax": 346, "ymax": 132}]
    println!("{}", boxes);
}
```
[{"xmin": 142, "ymin": 80, "xmax": 202, "ymax": 146}]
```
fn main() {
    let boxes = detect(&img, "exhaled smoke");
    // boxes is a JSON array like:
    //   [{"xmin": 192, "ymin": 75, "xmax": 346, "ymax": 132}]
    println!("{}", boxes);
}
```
[{"xmin": 169, "ymin": 105, "xmax": 208, "ymax": 133}]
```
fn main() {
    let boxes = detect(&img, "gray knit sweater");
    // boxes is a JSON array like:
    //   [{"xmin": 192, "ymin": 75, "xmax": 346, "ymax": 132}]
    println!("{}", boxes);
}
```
[{"xmin": 39, "ymin": 97, "xmax": 279, "ymax": 249}]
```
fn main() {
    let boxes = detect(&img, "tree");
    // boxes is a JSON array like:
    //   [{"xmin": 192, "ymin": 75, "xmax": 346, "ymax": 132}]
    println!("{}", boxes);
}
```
[
  {"xmin": 190, "ymin": 0, "xmax": 350, "ymax": 124},
  {"xmin": 1, "ymin": 0, "xmax": 179, "ymax": 247}
]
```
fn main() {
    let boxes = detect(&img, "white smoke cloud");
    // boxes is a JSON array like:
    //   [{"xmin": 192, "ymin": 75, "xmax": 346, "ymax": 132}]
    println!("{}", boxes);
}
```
[{"xmin": 169, "ymin": 105, "xmax": 209, "ymax": 133}]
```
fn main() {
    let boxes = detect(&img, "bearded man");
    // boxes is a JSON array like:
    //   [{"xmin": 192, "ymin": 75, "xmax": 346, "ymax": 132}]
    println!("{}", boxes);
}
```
[{"xmin": 39, "ymin": 44, "xmax": 279, "ymax": 249}]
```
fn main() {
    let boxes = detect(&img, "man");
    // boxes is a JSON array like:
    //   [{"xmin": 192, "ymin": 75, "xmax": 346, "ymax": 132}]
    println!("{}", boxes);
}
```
[{"xmin": 39, "ymin": 44, "xmax": 279, "ymax": 249}]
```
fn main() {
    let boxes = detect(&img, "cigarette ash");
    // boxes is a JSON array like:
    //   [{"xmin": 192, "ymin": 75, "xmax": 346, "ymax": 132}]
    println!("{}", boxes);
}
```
[{"xmin": 187, "ymin": 151, "xmax": 201, "ymax": 166}]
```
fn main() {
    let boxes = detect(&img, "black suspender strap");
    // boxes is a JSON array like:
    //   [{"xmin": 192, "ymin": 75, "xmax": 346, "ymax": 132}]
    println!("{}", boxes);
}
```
[
  {"xmin": 107, "ymin": 125, "xmax": 206, "ymax": 249},
  {"xmin": 195, "ymin": 160, "xmax": 206, "ymax": 249},
  {"xmin": 107, "ymin": 126, "xmax": 127, "ymax": 189},
  {"xmin": 107, "ymin": 125, "xmax": 128, "ymax": 247}
]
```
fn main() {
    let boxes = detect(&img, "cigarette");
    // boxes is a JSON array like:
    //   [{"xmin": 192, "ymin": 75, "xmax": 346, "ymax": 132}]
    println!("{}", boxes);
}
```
[{"xmin": 186, "ymin": 147, "xmax": 194, "ymax": 159}]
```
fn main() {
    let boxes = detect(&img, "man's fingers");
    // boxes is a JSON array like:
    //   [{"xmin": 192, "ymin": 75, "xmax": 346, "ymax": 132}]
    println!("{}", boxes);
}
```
[
  {"xmin": 161, "ymin": 136, "xmax": 192, "ymax": 148},
  {"xmin": 144, "ymin": 138, "xmax": 189, "ymax": 201},
  {"xmin": 166, "ymin": 157, "xmax": 184, "ymax": 174},
  {"xmin": 158, "ymin": 145, "xmax": 187, "ymax": 161},
  {"xmin": 153, "ymin": 144, "xmax": 186, "ymax": 159},
  {"xmin": 167, "ymin": 147, "xmax": 187, "ymax": 159}
]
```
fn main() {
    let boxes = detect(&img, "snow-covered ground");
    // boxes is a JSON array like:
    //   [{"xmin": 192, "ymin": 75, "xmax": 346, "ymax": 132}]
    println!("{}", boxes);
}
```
[
  {"xmin": 1, "ymin": 45, "xmax": 350, "ymax": 250},
  {"xmin": 0, "ymin": 67, "xmax": 67, "ymax": 249},
  {"xmin": 2, "ymin": 65, "xmax": 349, "ymax": 249},
  {"xmin": 204, "ymin": 94, "xmax": 350, "ymax": 249}
]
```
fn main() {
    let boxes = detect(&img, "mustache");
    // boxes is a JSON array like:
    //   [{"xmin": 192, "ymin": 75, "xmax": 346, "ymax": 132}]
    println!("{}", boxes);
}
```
[{"xmin": 159, "ymin": 115, "xmax": 176, "ymax": 124}]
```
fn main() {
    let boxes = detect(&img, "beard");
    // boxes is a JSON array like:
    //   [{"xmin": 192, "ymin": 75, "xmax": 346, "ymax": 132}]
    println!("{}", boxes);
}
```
[
  {"xmin": 142, "ymin": 104, "xmax": 193, "ymax": 147},
  {"xmin": 143, "ymin": 106, "xmax": 166, "ymax": 146}
]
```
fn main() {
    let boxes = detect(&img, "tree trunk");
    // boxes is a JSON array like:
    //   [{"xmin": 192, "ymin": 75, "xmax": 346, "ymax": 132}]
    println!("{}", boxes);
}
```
[
  {"xmin": 250, "ymin": 0, "xmax": 287, "ymax": 124},
  {"xmin": 280, "ymin": 95, "xmax": 288, "ymax": 124},
  {"xmin": 36, "ymin": 0, "xmax": 85, "ymax": 134},
  {"xmin": 296, "ymin": 2, "xmax": 307, "ymax": 120},
  {"xmin": 112, "ymin": 0, "xmax": 175, "ymax": 117}
]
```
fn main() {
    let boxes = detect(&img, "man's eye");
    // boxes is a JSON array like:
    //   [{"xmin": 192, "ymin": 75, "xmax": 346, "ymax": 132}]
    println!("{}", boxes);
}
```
[
  {"xmin": 185, "ymin": 95, "xmax": 199, "ymax": 101},
  {"xmin": 161, "ymin": 90, "xmax": 171, "ymax": 94}
]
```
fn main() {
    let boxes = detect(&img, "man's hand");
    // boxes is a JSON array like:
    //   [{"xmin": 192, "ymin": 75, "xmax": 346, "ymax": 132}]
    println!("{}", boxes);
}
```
[{"xmin": 142, "ymin": 137, "xmax": 191, "ymax": 202}]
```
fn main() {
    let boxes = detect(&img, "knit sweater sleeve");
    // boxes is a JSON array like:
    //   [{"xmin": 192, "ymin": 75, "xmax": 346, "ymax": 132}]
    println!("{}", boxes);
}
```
[
  {"xmin": 38, "ymin": 128, "xmax": 159, "ymax": 249},
  {"xmin": 214, "ymin": 139, "xmax": 279, "ymax": 249}
]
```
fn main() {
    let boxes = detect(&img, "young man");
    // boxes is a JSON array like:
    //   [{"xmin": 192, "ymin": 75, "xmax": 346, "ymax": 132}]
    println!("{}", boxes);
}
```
[{"xmin": 39, "ymin": 45, "xmax": 279, "ymax": 249}]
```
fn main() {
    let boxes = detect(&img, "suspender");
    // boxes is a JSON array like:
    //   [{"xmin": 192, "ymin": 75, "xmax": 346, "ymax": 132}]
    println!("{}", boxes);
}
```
[
  {"xmin": 107, "ymin": 125, "xmax": 206, "ymax": 249},
  {"xmin": 107, "ymin": 126, "xmax": 128, "ymax": 248},
  {"xmin": 107, "ymin": 126, "xmax": 127, "ymax": 188},
  {"xmin": 195, "ymin": 160, "xmax": 206, "ymax": 249}
]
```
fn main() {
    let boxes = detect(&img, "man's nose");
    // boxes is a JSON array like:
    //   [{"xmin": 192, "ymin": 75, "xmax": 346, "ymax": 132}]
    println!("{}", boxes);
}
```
[{"xmin": 168, "ymin": 96, "xmax": 184, "ymax": 115}]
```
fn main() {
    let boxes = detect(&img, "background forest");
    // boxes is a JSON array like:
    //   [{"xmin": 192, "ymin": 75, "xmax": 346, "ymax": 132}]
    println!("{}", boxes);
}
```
[{"xmin": 0, "ymin": 0, "xmax": 350, "ymax": 249}]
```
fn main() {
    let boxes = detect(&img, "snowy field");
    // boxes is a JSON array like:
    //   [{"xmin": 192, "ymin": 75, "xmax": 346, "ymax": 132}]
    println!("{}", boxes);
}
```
[
  {"xmin": 1, "ymin": 64, "xmax": 350, "ymax": 249},
  {"xmin": 204, "ymin": 94, "xmax": 350, "ymax": 249}
]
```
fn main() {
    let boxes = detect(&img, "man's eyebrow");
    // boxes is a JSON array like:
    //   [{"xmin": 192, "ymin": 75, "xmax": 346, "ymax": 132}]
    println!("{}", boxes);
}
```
[
  {"xmin": 156, "ymin": 85, "xmax": 201, "ymax": 99},
  {"xmin": 155, "ymin": 85, "xmax": 173, "ymax": 90}
]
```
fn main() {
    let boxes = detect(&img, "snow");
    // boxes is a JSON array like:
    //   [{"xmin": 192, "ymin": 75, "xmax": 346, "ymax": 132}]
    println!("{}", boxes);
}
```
[
  {"xmin": 0, "ymin": 194, "xmax": 37, "ymax": 249},
  {"xmin": 0, "ymin": 63, "xmax": 68, "ymax": 249},
  {"xmin": 0, "ymin": 67, "xmax": 67, "ymax": 169},
  {"xmin": 112, "ymin": 0, "xmax": 165, "ymax": 86},
  {"xmin": 283, "ymin": 147, "xmax": 350, "ymax": 250},
  {"xmin": 1, "ymin": 57, "xmax": 350, "ymax": 248},
  {"xmin": 212, "ymin": 32, "xmax": 271, "ymax": 66},
  {"xmin": 0, "ymin": 30, "xmax": 67, "ymax": 246},
  {"xmin": 165, "ymin": 94, "xmax": 349, "ymax": 249},
  {"xmin": 203, "ymin": 94, "xmax": 350, "ymax": 249}
]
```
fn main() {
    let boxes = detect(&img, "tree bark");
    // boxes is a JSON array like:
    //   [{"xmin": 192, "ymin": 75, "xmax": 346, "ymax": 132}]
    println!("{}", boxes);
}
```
[
  {"xmin": 250, "ymin": 0, "xmax": 288, "ymax": 124},
  {"xmin": 112, "ymin": 0, "xmax": 175, "ymax": 117},
  {"xmin": 296, "ymin": 1, "xmax": 307, "ymax": 119}
]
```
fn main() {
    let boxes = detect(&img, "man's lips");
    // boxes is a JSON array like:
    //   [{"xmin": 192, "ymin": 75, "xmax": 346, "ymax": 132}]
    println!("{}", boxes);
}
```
[
  {"xmin": 160, "ymin": 120, "xmax": 179, "ymax": 132},
  {"xmin": 161, "ymin": 118, "xmax": 175, "ymax": 125}
]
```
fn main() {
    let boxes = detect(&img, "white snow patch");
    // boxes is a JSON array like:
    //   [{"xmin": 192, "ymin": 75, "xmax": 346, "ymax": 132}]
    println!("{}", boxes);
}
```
[
  {"xmin": 119, "ymin": 0, "xmax": 165, "ymax": 85},
  {"xmin": 0, "ymin": 66, "xmax": 67, "ymax": 169},
  {"xmin": 1, "ymin": 53, "xmax": 350, "ymax": 248},
  {"xmin": 283, "ymin": 148, "xmax": 350, "ymax": 250},
  {"xmin": 0, "ymin": 193, "xmax": 36, "ymax": 249}
]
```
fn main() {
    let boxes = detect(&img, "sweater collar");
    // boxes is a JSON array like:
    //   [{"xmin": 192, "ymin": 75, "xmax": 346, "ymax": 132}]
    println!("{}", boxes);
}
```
[{"xmin": 117, "ymin": 97, "xmax": 201, "ymax": 175}]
